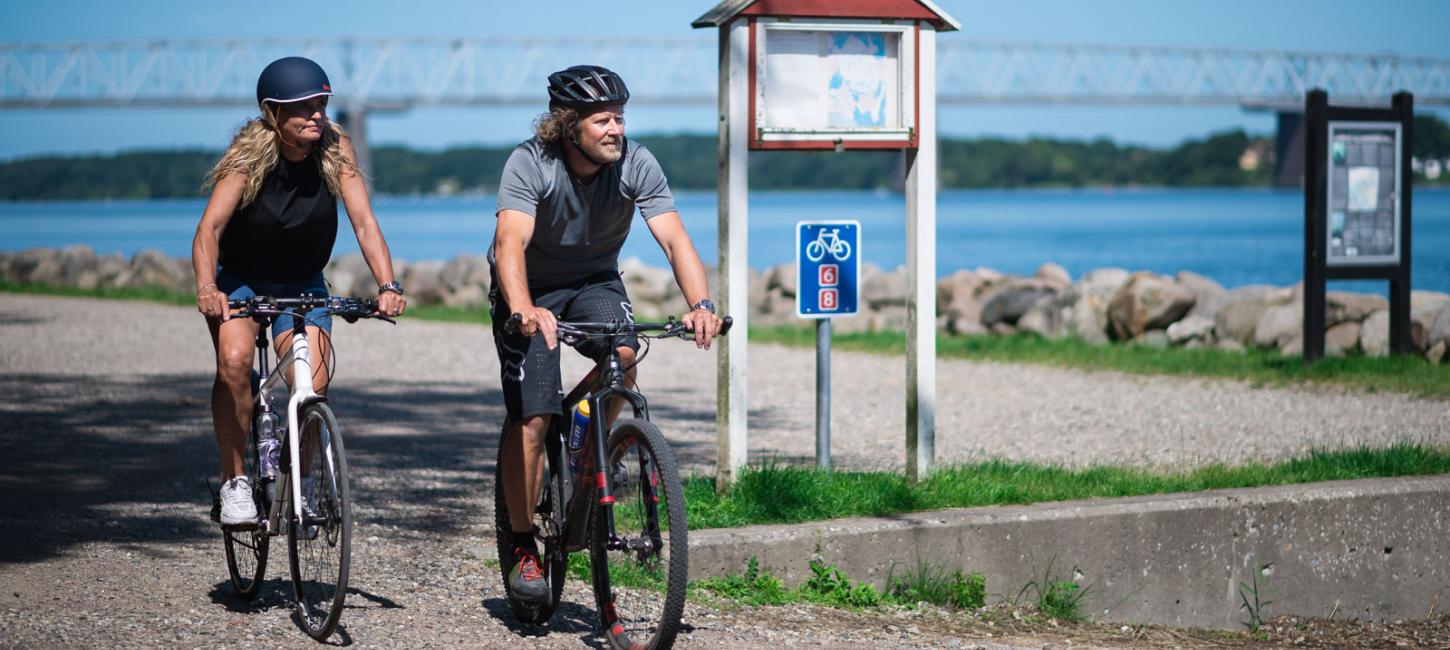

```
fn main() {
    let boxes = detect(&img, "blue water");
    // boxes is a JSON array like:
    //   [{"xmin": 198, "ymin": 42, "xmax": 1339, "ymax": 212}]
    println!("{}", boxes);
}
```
[{"xmin": 4, "ymin": 187, "xmax": 1449, "ymax": 292}]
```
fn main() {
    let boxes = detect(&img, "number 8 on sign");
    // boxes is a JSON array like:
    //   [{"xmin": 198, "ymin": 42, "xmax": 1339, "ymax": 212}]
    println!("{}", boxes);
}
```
[{"xmin": 819, "ymin": 289, "xmax": 838, "ymax": 311}]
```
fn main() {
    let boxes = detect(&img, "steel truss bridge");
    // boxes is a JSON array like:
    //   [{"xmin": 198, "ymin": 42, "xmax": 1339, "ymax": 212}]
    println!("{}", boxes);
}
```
[
  {"xmin": 4, "ymin": 37, "xmax": 1447, "ymax": 109},
  {"xmin": 4, "ymin": 37, "xmax": 1448, "ymax": 184}
]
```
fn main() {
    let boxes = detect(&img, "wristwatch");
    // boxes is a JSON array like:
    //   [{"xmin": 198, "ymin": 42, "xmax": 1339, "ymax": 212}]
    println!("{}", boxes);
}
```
[
  {"xmin": 692, "ymin": 299, "xmax": 716, "ymax": 314},
  {"xmin": 378, "ymin": 280, "xmax": 405, "ymax": 295}
]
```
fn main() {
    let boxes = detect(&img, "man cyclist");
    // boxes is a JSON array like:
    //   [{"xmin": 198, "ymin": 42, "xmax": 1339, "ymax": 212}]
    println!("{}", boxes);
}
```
[{"xmin": 489, "ymin": 65, "xmax": 722, "ymax": 604}]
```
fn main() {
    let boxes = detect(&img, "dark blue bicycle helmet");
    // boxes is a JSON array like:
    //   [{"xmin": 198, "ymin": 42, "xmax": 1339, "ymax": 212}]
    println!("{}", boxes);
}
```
[
  {"xmin": 256, "ymin": 56, "xmax": 333, "ymax": 106},
  {"xmin": 547, "ymin": 65, "xmax": 629, "ymax": 109}
]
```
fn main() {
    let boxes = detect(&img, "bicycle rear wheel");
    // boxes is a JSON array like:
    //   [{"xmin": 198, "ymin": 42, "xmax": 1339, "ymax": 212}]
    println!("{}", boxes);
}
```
[
  {"xmin": 494, "ymin": 422, "xmax": 568, "ymax": 624},
  {"xmin": 588, "ymin": 418, "xmax": 688, "ymax": 650},
  {"xmin": 223, "ymin": 404, "xmax": 269, "ymax": 599},
  {"xmin": 286, "ymin": 402, "xmax": 351, "ymax": 640}
]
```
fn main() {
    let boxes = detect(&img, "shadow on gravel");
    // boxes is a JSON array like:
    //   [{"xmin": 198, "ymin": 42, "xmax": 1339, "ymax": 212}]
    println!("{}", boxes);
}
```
[
  {"xmin": 0, "ymin": 372, "xmax": 518, "ymax": 564},
  {"xmin": 206, "ymin": 578, "xmax": 293, "ymax": 611},
  {"xmin": 481, "ymin": 596, "xmax": 606, "ymax": 647}
]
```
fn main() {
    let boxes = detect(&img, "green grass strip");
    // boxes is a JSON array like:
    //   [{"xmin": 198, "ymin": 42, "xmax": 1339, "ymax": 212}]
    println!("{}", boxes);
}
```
[
  {"xmin": 0, "ymin": 278, "xmax": 195, "ymax": 306},
  {"xmin": 684, "ymin": 443, "xmax": 1450, "ymax": 530},
  {"xmin": 750, "ymin": 324, "xmax": 1450, "ymax": 398}
]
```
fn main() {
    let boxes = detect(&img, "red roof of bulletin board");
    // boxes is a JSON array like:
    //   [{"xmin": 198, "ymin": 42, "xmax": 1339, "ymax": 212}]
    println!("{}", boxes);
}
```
[{"xmin": 692, "ymin": 0, "xmax": 960, "ymax": 32}]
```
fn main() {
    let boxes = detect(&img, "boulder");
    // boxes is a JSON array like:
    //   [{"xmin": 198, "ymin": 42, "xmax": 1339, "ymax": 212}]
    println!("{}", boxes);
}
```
[
  {"xmin": 861, "ymin": 265, "xmax": 907, "ymax": 309},
  {"xmin": 1107, "ymin": 272, "xmax": 1196, "ymax": 340},
  {"xmin": 936, "ymin": 269, "xmax": 982, "ymax": 308},
  {"xmin": 942, "ymin": 291, "xmax": 985, "ymax": 335},
  {"xmin": 1411, "ymin": 290, "xmax": 1450, "ymax": 313},
  {"xmin": 831, "ymin": 314, "xmax": 872, "ymax": 335},
  {"xmin": 1280, "ymin": 335, "xmax": 1305, "ymax": 357},
  {"xmin": 1034, "ymin": 263, "xmax": 1072, "ymax": 288},
  {"xmin": 1178, "ymin": 270, "xmax": 1229, "ymax": 321},
  {"xmin": 1428, "ymin": 304, "xmax": 1450, "ymax": 353},
  {"xmin": 1216, "ymin": 338, "xmax": 1247, "ymax": 353},
  {"xmin": 1067, "ymin": 289, "xmax": 1112, "ymax": 344},
  {"xmin": 1324, "ymin": 321, "xmax": 1361, "ymax": 355},
  {"xmin": 1253, "ymin": 304, "xmax": 1301, "ymax": 348},
  {"xmin": 1166, "ymin": 314, "xmax": 1215, "ymax": 346},
  {"xmin": 325, "ymin": 254, "xmax": 373, "ymax": 297},
  {"xmin": 990, "ymin": 322, "xmax": 1017, "ymax": 336},
  {"xmin": 401, "ymin": 260, "xmax": 447, "ymax": 305},
  {"xmin": 619, "ymin": 257, "xmax": 674, "ymax": 305},
  {"xmin": 13, "ymin": 248, "xmax": 65, "ymax": 286},
  {"xmin": 766, "ymin": 263, "xmax": 798, "ymax": 298},
  {"xmin": 1079, "ymin": 267, "xmax": 1130, "ymax": 295},
  {"xmin": 1017, "ymin": 293, "xmax": 1072, "ymax": 339},
  {"xmin": 1214, "ymin": 285, "xmax": 1293, "ymax": 344},
  {"xmin": 1325, "ymin": 291, "xmax": 1387, "ymax": 326},
  {"xmin": 440, "ymin": 254, "xmax": 490, "ymax": 293},
  {"xmin": 442, "ymin": 284, "xmax": 489, "ymax": 308},
  {"xmin": 122, "ymin": 249, "xmax": 188, "ymax": 291},
  {"xmin": 1428, "ymin": 341, "xmax": 1447, "ymax": 365},
  {"xmin": 1359, "ymin": 310, "xmax": 1390, "ymax": 358},
  {"xmin": 980, "ymin": 283, "xmax": 1055, "ymax": 328}
]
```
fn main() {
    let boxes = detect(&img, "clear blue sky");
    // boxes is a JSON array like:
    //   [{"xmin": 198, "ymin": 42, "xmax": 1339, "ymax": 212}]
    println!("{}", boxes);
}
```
[{"xmin": 2, "ymin": 0, "xmax": 1448, "ymax": 159}]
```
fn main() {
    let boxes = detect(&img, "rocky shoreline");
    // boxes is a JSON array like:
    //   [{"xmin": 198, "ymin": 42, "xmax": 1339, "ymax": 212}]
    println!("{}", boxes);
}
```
[{"xmin": 5, "ymin": 245, "xmax": 1450, "ymax": 362}]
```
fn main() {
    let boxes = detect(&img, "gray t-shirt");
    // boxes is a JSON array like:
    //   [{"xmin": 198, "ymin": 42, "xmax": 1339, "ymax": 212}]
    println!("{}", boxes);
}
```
[{"xmin": 490, "ymin": 136, "xmax": 676, "ymax": 287}]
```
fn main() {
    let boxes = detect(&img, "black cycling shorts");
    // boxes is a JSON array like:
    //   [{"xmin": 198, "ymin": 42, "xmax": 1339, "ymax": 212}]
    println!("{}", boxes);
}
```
[{"xmin": 489, "ymin": 269, "xmax": 639, "ymax": 421}]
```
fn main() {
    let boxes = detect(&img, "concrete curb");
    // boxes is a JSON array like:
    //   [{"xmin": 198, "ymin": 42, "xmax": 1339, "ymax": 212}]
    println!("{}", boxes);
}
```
[{"xmin": 687, "ymin": 475, "xmax": 1450, "ymax": 629}]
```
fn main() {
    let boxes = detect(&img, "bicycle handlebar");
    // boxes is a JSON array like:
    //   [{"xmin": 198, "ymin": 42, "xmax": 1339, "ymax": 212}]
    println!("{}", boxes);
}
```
[
  {"xmin": 226, "ymin": 295, "xmax": 394, "ymax": 324},
  {"xmin": 504, "ymin": 314, "xmax": 734, "ymax": 341}
]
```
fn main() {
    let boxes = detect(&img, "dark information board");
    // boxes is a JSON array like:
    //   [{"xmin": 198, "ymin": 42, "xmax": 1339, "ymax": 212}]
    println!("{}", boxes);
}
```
[{"xmin": 1303, "ymin": 90, "xmax": 1413, "ymax": 362}]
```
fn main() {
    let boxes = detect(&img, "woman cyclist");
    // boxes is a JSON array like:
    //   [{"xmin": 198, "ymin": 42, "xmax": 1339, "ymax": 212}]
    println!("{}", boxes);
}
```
[{"xmin": 192, "ymin": 56, "xmax": 406, "ymax": 526}]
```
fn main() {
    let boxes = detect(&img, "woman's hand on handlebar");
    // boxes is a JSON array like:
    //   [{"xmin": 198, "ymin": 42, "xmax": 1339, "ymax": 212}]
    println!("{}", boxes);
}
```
[
  {"xmin": 197, "ymin": 286, "xmax": 231, "ymax": 322},
  {"xmin": 680, "ymin": 308, "xmax": 723, "ymax": 350},
  {"xmin": 376, "ymin": 289, "xmax": 406, "ymax": 318}
]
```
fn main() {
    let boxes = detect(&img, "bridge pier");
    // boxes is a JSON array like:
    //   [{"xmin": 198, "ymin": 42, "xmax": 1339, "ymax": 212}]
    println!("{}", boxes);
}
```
[
  {"xmin": 1273, "ymin": 110, "xmax": 1306, "ymax": 188},
  {"xmin": 335, "ymin": 106, "xmax": 373, "ymax": 194}
]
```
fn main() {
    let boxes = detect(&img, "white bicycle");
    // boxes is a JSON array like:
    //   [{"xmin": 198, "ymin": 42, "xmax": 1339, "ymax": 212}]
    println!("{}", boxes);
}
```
[
  {"xmin": 211, "ymin": 295, "xmax": 391, "ymax": 640},
  {"xmin": 804, "ymin": 227, "xmax": 852, "ymax": 263}
]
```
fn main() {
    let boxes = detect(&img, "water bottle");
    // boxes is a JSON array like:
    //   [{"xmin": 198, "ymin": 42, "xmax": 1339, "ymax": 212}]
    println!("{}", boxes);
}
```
[
  {"xmin": 566, "ymin": 399, "xmax": 592, "ymax": 474},
  {"xmin": 257, "ymin": 410, "xmax": 281, "ymax": 480}
]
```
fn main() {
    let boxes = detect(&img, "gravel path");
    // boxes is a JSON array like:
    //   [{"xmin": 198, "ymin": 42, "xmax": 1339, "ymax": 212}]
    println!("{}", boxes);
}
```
[{"xmin": 1, "ymin": 293, "xmax": 1446, "ymax": 648}]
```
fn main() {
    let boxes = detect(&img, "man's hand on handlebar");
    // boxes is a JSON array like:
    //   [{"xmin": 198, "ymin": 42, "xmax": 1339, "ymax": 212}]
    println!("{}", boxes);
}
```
[
  {"xmin": 511, "ymin": 307, "xmax": 559, "ymax": 350},
  {"xmin": 680, "ymin": 308, "xmax": 724, "ymax": 350}
]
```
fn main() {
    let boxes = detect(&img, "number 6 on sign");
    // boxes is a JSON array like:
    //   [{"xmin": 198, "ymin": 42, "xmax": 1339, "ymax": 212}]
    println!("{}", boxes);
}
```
[{"xmin": 820, "ymin": 264, "xmax": 838, "ymax": 287}]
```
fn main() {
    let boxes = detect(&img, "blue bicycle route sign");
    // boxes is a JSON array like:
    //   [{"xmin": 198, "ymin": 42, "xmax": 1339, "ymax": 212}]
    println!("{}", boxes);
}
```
[{"xmin": 796, "ymin": 220, "xmax": 861, "ymax": 318}]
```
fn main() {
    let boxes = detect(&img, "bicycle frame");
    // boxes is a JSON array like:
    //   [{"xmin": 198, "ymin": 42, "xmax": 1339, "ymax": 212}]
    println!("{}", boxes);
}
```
[
  {"xmin": 557, "ymin": 341, "xmax": 653, "ymax": 553},
  {"xmin": 252, "ymin": 317, "xmax": 328, "ymax": 535}
]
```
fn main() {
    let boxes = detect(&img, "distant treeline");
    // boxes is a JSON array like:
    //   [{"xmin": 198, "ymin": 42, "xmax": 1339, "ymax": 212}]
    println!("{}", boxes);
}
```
[{"xmin": 4, "ymin": 116, "xmax": 1449, "ymax": 201}]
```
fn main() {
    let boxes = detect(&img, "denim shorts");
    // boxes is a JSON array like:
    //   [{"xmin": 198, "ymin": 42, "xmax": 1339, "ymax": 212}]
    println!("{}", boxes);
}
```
[{"xmin": 216, "ymin": 267, "xmax": 333, "ymax": 339}]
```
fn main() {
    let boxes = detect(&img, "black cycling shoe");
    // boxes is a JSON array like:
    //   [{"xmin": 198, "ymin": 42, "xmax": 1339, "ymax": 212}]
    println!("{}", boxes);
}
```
[{"xmin": 508, "ymin": 547, "xmax": 550, "ymax": 605}]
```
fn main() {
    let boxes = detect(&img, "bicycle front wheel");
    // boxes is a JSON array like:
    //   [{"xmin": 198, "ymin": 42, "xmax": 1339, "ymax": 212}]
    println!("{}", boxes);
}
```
[
  {"xmin": 588, "ymin": 418, "xmax": 688, "ymax": 650},
  {"xmin": 287, "ymin": 402, "xmax": 352, "ymax": 640}
]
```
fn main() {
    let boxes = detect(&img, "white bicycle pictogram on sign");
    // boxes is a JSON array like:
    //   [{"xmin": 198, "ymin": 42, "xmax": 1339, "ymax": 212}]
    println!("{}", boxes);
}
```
[{"xmin": 804, "ymin": 227, "xmax": 853, "ymax": 263}]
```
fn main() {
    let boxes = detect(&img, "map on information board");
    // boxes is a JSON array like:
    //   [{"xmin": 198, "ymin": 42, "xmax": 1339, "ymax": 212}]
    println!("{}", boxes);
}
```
[
  {"xmin": 1326, "ymin": 122, "xmax": 1401, "ymax": 266},
  {"xmin": 825, "ymin": 33, "xmax": 893, "ymax": 128},
  {"xmin": 757, "ymin": 24, "xmax": 907, "ymax": 142}
]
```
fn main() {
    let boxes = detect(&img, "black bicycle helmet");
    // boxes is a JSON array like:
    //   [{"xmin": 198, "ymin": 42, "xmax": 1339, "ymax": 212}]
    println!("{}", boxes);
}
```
[
  {"xmin": 256, "ymin": 56, "xmax": 333, "ymax": 106},
  {"xmin": 547, "ymin": 65, "xmax": 629, "ymax": 109}
]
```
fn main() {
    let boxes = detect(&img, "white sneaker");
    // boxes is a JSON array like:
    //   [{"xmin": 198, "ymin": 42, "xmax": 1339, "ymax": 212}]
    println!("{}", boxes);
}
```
[{"xmin": 219, "ymin": 476, "xmax": 258, "ymax": 526}]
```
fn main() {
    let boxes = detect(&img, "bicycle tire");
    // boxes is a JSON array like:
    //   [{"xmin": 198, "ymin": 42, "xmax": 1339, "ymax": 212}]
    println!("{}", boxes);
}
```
[
  {"xmin": 286, "ymin": 402, "xmax": 351, "ymax": 640},
  {"xmin": 223, "ymin": 403, "xmax": 269, "ymax": 599},
  {"xmin": 493, "ymin": 423, "xmax": 568, "ymax": 624},
  {"xmin": 588, "ymin": 418, "xmax": 688, "ymax": 650}
]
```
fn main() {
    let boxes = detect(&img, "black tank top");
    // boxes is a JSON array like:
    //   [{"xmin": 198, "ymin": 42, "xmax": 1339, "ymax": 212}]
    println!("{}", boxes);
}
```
[{"xmin": 218, "ymin": 154, "xmax": 339, "ymax": 282}]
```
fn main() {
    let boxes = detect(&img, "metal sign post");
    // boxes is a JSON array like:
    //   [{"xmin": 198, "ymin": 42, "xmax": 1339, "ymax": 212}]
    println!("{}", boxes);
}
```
[{"xmin": 798, "ymin": 221, "xmax": 862, "ymax": 470}]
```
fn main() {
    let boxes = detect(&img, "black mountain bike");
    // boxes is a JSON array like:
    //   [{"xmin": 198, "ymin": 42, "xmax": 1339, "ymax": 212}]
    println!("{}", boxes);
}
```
[
  {"xmin": 494, "ymin": 314, "xmax": 732, "ymax": 650},
  {"xmin": 214, "ymin": 295, "xmax": 391, "ymax": 640}
]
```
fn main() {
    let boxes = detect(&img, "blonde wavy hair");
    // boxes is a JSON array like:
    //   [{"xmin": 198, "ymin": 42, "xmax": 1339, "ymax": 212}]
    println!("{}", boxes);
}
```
[
  {"xmin": 532, "ymin": 105, "xmax": 580, "ymax": 146},
  {"xmin": 203, "ymin": 104, "xmax": 358, "ymax": 207}
]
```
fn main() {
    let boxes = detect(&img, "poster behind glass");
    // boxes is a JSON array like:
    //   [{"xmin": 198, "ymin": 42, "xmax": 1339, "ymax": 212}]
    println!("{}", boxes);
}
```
[{"xmin": 1326, "ymin": 122, "xmax": 1401, "ymax": 266}]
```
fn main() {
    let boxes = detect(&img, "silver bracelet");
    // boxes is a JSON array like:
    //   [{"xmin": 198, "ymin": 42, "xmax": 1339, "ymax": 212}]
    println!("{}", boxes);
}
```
[{"xmin": 196, "ymin": 283, "xmax": 217, "ymax": 294}]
